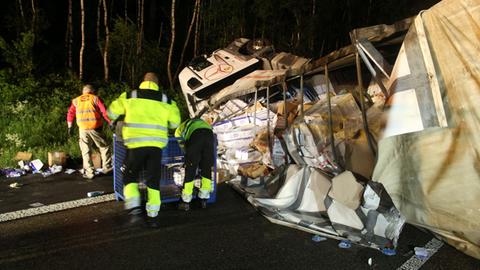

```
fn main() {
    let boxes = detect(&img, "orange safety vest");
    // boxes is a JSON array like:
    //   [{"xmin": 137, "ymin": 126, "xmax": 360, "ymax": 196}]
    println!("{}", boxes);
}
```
[{"xmin": 73, "ymin": 94, "xmax": 102, "ymax": 130}]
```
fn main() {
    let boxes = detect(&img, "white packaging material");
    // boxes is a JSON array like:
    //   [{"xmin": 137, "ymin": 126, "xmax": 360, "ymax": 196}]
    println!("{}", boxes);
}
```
[
  {"xmin": 213, "ymin": 108, "xmax": 277, "ymax": 133},
  {"xmin": 216, "ymin": 125, "xmax": 256, "ymax": 142},
  {"xmin": 173, "ymin": 167, "xmax": 185, "ymax": 186},
  {"xmin": 272, "ymin": 137, "xmax": 287, "ymax": 167},
  {"xmin": 64, "ymin": 169, "xmax": 76, "ymax": 174},
  {"xmin": 235, "ymin": 147, "xmax": 259, "ymax": 161},
  {"xmin": 194, "ymin": 179, "xmax": 201, "ymax": 188},
  {"xmin": 51, "ymin": 165, "xmax": 63, "ymax": 174},
  {"xmin": 30, "ymin": 159, "xmax": 44, "ymax": 171},
  {"xmin": 218, "ymin": 99, "xmax": 248, "ymax": 119}
]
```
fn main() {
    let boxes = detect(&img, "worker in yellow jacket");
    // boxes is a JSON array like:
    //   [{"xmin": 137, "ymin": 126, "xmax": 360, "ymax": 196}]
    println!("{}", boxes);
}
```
[
  {"xmin": 107, "ymin": 72, "xmax": 180, "ymax": 227},
  {"xmin": 175, "ymin": 118, "xmax": 214, "ymax": 211}
]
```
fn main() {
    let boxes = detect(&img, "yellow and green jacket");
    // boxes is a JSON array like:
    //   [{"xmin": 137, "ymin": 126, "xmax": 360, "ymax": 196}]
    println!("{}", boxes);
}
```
[
  {"xmin": 175, "ymin": 118, "xmax": 211, "ymax": 141},
  {"xmin": 107, "ymin": 81, "xmax": 181, "ymax": 149}
]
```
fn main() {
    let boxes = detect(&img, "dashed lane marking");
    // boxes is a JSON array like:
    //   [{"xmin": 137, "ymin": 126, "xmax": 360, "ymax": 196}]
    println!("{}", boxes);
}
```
[{"xmin": 0, "ymin": 194, "xmax": 116, "ymax": 223}]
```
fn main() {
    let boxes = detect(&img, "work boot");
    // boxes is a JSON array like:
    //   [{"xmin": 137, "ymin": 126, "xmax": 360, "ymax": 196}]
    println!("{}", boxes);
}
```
[
  {"xmin": 200, "ymin": 199, "xmax": 208, "ymax": 209},
  {"xmin": 178, "ymin": 202, "xmax": 190, "ymax": 211},
  {"xmin": 145, "ymin": 216, "xmax": 160, "ymax": 229},
  {"xmin": 83, "ymin": 173, "xmax": 95, "ymax": 180}
]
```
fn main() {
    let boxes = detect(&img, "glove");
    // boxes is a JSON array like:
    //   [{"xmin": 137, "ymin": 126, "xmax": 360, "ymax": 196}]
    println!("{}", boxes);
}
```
[
  {"xmin": 109, "ymin": 122, "xmax": 116, "ymax": 132},
  {"xmin": 68, "ymin": 127, "xmax": 73, "ymax": 137}
]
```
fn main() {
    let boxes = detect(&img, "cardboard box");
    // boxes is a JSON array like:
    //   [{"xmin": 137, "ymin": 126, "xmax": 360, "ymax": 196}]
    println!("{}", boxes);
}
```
[
  {"xmin": 15, "ymin": 151, "xmax": 32, "ymax": 161},
  {"xmin": 48, "ymin": 151, "xmax": 67, "ymax": 167},
  {"xmin": 216, "ymin": 169, "xmax": 232, "ymax": 184},
  {"xmin": 238, "ymin": 163, "xmax": 270, "ymax": 178},
  {"xmin": 276, "ymin": 101, "xmax": 299, "ymax": 116}
]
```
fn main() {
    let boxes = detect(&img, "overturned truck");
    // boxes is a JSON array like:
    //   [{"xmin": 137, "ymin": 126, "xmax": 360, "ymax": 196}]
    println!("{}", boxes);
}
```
[{"xmin": 178, "ymin": 0, "xmax": 480, "ymax": 259}]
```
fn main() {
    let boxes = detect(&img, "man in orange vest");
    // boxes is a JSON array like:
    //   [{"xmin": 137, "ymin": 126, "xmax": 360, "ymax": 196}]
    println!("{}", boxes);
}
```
[{"xmin": 67, "ymin": 84, "xmax": 112, "ymax": 179}]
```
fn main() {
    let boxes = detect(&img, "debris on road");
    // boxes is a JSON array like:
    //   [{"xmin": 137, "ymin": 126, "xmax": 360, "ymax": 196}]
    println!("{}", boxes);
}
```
[
  {"xmin": 2, "ymin": 169, "xmax": 27, "ymax": 178},
  {"xmin": 87, "ymin": 191, "xmax": 105, "ymax": 197},
  {"xmin": 338, "ymin": 240, "xmax": 352, "ymax": 249},
  {"xmin": 311, "ymin": 235, "xmax": 327, "ymax": 242},
  {"xmin": 382, "ymin": 248, "xmax": 397, "ymax": 256},
  {"xmin": 414, "ymin": 247, "xmax": 429, "ymax": 260},
  {"xmin": 42, "ymin": 165, "xmax": 63, "ymax": 177},
  {"xmin": 29, "ymin": 202, "xmax": 45, "ymax": 207},
  {"xmin": 64, "ymin": 169, "xmax": 76, "ymax": 175},
  {"xmin": 9, "ymin": 182, "xmax": 23, "ymax": 188}
]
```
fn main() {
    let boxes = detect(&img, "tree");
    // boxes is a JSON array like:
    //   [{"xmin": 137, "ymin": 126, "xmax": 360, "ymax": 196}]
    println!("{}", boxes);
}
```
[
  {"xmin": 0, "ymin": 31, "xmax": 35, "ymax": 77},
  {"xmin": 65, "ymin": 0, "xmax": 73, "ymax": 69},
  {"xmin": 79, "ymin": 0, "xmax": 85, "ymax": 80},
  {"xmin": 167, "ymin": 0, "xmax": 176, "ymax": 90},
  {"xmin": 193, "ymin": 0, "xmax": 201, "ymax": 57},
  {"xmin": 97, "ymin": 0, "xmax": 110, "ymax": 81},
  {"xmin": 174, "ymin": 0, "xmax": 200, "ymax": 82}
]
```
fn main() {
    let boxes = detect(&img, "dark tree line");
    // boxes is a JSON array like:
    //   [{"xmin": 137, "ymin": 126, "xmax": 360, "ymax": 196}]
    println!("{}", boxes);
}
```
[{"xmin": 0, "ymin": 0, "xmax": 439, "ymax": 88}]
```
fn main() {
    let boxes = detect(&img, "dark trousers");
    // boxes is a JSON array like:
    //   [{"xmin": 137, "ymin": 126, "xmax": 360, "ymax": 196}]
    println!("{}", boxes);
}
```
[
  {"xmin": 123, "ymin": 147, "xmax": 162, "ymax": 190},
  {"xmin": 184, "ymin": 129, "xmax": 214, "ymax": 183}
]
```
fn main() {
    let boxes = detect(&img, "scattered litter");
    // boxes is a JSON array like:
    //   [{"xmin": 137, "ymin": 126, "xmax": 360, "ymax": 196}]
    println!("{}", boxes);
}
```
[
  {"xmin": 312, "ymin": 235, "xmax": 327, "ymax": 242},
  {"xmin": 64, "ymin": 169, "xmax": 76, "ymax": 175},
  {"xmin": 368, "ymin": 258, "xmax": 373, "ymax": 266},
  {"xmin": 29, "ymin": 159, "xmax": 44, "ymax": 172},
  {"xmin": 41, "ymin": 171, "xmax": 53, "ymax": 177},
  {"xmin": 29, "ymin": 202, "xmax": 45, "ymax": 207},
  {"xmin": 50, "ymin": 165, "xmax": 63, "ymax": 173},
  {"xmin": 338, "ymin": 240, "xmax": 352, "ymax": 249},
  {"xmin": 414, "ymin": 247, "xmax": 429, "ymax": 260},
  {"xmin": 173, "ymin": 167, "xmax": 185, "ymax": 186},
  {"xmin": 87, "ymin": 191, "xmax": 105, "ymax": 197},
  {"xmin": 3, "ymin": 169, "xmax": 27, "ymax": 178},
  {"xmin": 17, "ymin": 160, "xmax": 32, "ymax": 171},
  {"xmin": 42, "ymin": 165, "xmax": 63, "ymax": 177},
  {"xmin": 382, "ymin": 248, "xmax": 397, "ymax": 256},
  {"xmin": 9, "ymin": 182, "xmax": 23, "ymax": 188}
]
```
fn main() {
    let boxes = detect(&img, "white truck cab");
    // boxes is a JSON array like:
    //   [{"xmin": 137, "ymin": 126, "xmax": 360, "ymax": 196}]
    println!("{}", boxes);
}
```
[{"xmin": 179, "ymin": 38, "xmax": 273, "ymax": 117}]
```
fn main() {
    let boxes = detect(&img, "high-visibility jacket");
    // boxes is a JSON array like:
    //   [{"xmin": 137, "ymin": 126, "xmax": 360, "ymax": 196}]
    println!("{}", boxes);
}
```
[
  {"xmin": 68, "ymin": 94, "xmax": 108, "ymax": 130},
  {"xmin": 175, "ymin": 118, "xmax": 211, "ymax": 141},
  {"xmin": 107, "ymin": 81, "xmax": 181, "ymax": 149}
]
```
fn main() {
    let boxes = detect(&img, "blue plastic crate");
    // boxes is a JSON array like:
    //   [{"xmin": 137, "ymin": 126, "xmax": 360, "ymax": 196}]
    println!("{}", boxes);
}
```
[{"xmin": 113, "ymin": 135, "xmax": 217, "ymax": 204}]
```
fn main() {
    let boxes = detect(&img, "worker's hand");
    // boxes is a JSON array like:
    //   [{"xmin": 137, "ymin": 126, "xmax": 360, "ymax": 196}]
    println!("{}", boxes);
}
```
[{"xmin": 109, "ymin": 122, "xmax": 116, "ymax": 132}]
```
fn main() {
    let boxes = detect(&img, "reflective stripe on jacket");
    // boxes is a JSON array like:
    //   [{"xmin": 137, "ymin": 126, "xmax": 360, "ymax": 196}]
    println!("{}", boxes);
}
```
[
  {"xmin": 73, "ymin": 94, "xmax": 102, "ymax": 130},
  {"xmin": 107, "ymin": 81, "xmax": 181, "ymax": 149}
]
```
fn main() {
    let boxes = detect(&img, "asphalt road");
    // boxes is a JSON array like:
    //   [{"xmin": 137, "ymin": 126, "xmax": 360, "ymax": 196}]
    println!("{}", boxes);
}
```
[{"xmin": 0, "ymin": 184, "xmax": 478, "ymax": 270}]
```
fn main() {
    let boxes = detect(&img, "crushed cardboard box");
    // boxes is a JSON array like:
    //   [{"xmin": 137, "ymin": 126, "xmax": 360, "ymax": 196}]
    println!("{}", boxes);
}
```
[
  {"xmin": 15, "ymin": 151, "xmax": 32, "ymax": 161},
  {"xmin": 238, "ymin": 163, "xmax": 270, "ymax": 179},
  {"xmin": 48, "ymin": 151, "xmax": 67, "ymax": 167}
]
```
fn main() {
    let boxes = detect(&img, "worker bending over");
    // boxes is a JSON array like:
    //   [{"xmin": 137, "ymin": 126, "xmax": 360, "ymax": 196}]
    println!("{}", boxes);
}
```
[{"xmin": 175, "ymin": 118, "xmax": 214, "ymax": 211}]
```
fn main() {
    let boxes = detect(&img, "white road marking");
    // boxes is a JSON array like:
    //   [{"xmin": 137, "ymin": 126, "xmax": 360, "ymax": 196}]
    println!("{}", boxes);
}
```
[
  {"xmin": 0, "ymin": 194, "xmax": 116, "ymax": 223},
  {"xmin": 397, "ymin": 238, "xmax": 444, "ymax": 270}
]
